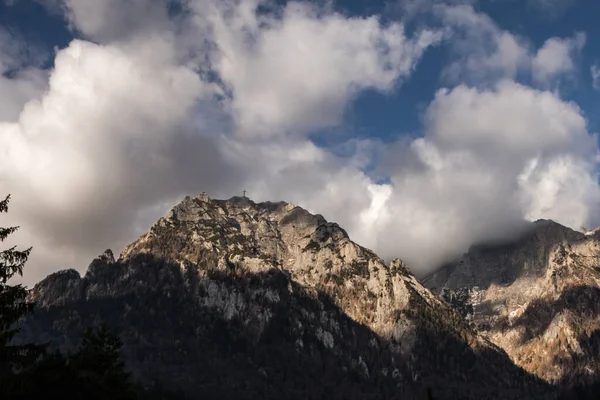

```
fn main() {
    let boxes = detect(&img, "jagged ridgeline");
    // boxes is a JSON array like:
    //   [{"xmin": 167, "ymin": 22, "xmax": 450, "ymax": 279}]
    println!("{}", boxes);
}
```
[
  {"xmin": 20, "ymin": 194, "xmax": 554, "ymax": 399},
  {"xmin": 424, "ymin": 219, "xmax": 600, "ymax": 397}
]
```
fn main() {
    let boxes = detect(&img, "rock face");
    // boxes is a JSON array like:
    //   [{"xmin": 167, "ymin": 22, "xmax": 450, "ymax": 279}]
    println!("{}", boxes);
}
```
[
  {"xmin": 423, "ymin": 219, "xmax": 600, "ymax": 390},
  {"xmin": 21, "ymin": 194, "xmax": 552, "ymax": 399}
]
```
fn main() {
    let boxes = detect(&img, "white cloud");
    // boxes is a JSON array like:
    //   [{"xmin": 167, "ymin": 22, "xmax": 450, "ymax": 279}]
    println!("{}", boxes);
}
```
[
  {"xmin": 363, "ymin": 81, "xmax": 600, "ymax": 273},
  {"xmin": 437, "ymin": 5, "xmax": 531, "ymax": 84},
  {"xmin": 437, "ymin": 5, "xmax": 585, "ymax": 89},
  {"xmin": 425, "ymin": 80, "xmax": 590, "ymax": 154},
  {"xmin": 532, "ymin": 32, "xmax": 585, "ymax": 86},
  {"xmin": 0, "ymin": 67, "xmax": 48, "ymax": 122},
  {"xmin": 58, "ymin": 0, "xmax": 177, "ymax": 43},
  {"xmin": 209, "ymin": 80, "xmax": 600, "ymax": 276},
  {"xmin": 518, "ymin": 155, "xmax": 600, "ymax": 228},
  {"xmin": 0, "ymin": 36, "xmax": 236, "ymax": 280},
  {"xmin": 0, "ymin": 0, "xmax": 439, "ymax": 284},
  {"xmin": 2, "ymin": 0, "xmax": 599, "ymax": 285},
  {"xmin": 195, "ymin": 0, "xmax": 441, "ymax": 137}
]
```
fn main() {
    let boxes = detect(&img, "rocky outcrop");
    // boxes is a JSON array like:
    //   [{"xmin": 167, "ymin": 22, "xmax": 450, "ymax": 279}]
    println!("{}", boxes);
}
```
[
  {"xmin": 21, "ymin": 193, "xmax": 553, "ymax": 399},
  {"xmin": 423, "ymin": 219, "xmax": 600, "ymax": 391}
]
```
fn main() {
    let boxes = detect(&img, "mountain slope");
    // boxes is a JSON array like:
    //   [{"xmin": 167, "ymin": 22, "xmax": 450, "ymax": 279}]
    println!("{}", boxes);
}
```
[
  {"xmin": 21, "ymin": 194, "xmax": 552, "ymax": 399},
  {"xmin": 423, "ymin": 219, "xmax": 600, "ymax": 390}
]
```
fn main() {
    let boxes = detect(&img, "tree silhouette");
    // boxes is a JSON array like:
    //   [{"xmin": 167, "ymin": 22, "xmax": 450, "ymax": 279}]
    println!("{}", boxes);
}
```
[
  {"xmin": 0, "ymin": 195, "xmax": 43, "ymax": 396},
  {"xmin": 9, "ymin": 324, "xmax": 137, "ymax": 400},
  {"xmin": 0, "ymin": 195, "xmax": 139, "ymax": 399},
  {"xmin": 0, "ymin": 195, "xmax": 173, "ymax": 399},
  {"xmin": 67, "ymin": 324, "xmax": 136, "ymax": 400}
]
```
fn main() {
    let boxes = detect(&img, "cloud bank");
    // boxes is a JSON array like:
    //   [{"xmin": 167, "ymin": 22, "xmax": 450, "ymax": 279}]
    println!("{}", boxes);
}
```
[{"xmin": 1, "ymin": 0, "xmax": 599, "ymax": 283}]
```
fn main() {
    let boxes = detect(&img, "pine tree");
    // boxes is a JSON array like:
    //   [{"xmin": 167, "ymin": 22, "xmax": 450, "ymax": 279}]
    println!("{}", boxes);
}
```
[
  {"xmin": 0, "ymin": 194, "xmax": 43, "ymax": 396},
  {"xmin": 68, "ymin": 324, "xmax": 136, "ymax": 400}
]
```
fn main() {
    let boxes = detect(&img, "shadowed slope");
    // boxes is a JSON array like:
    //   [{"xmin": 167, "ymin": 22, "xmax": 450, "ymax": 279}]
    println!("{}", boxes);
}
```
[{"xmin": 20, "ymin": 194, "xmax": 554, "ymax": 399}]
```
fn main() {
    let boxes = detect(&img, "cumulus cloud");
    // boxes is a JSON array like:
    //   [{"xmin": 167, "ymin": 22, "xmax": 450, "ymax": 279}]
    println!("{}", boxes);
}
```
[
  {"xmin": 532, "ymin": 32, "xmax": 585, "ymax": 86},
  {"xmin": 1, "ymin": 0, "xmax": 440, "ymax": 283},
  {"xmin": 58, "ymin": 0, "xmax": 180, "ymax": 43},
  {"xmin": 2, "ymin": 0, "xmax": 599, "ymax": 284},
  {"xmin": 437, "ymin": 5, "xmax": 585, "ymax": 89},
  {"xmin": 436, "ymin": 5, "xmax": 531, "ymax": 84},
  {"xmin": 197, "ymin": 0, "xmax": 441, "ymax": 137},
  {"xmin": 365, "ymin": 81, "xmax": 600, "ymax": 272},
  {"xmin": 1, "ymin": 37, "xmax": 238, "ymax": 278}
]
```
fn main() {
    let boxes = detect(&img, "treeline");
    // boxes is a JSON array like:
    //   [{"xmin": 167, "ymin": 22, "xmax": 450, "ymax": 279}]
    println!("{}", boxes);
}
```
[{"xmin": 0, "ymin": 195, "xmax": 186, "ymax": 400}]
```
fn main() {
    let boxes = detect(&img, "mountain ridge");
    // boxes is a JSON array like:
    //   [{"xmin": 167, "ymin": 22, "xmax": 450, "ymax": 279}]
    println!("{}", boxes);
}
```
[
  {"xmin": 423, "ymin": 216, "xmax": 600, "ymax": 392},
  {"xmin": 20, "ymin": 193, "xmax": 554, "ymax": 399}
]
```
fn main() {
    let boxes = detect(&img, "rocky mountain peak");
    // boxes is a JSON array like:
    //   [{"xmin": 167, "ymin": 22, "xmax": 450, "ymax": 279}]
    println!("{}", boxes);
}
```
[
  {"xmin": 86, "ymin": 248, "xmax": 116, "ymax": 278},
  {"xmin": 530, "ymin": 219, "xmax": 585, "ymax": 242},
  {"xmin": 97, "ymin": 249, "xmax": 115, "ymax": 264},
  {"xmin": 24, "ymin": 193, "xmax": 553, "ymax": 399},
  {"xmin": 424, "ymin": 219, "xmax": 600, "ymax": 389},
  {"xmin": 425, "ymin": 219, "xmax": 587, "ymax": 293},
  {"xmin": 116, "ymin": 193, "xmax": 421, "ymax": 334},
  {"xmin": 30, "ymin": 269, "xmax": 81, "ymax": 308}
]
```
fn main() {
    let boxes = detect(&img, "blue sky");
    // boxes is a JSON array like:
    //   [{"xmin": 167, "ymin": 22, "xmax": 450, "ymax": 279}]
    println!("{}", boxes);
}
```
[{"xmin": 2, "ymin": 0, "xmax": 600, "ymax": 283}]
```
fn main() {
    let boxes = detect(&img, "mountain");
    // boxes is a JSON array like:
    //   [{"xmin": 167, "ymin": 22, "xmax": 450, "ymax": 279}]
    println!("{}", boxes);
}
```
[
  {"xmin": 423, "ymin": 219, "xmax": 600, "ymax": 393},
  {"xmin": 19, "ymin": 194, "xmax": 553, "ymax": 399}
]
